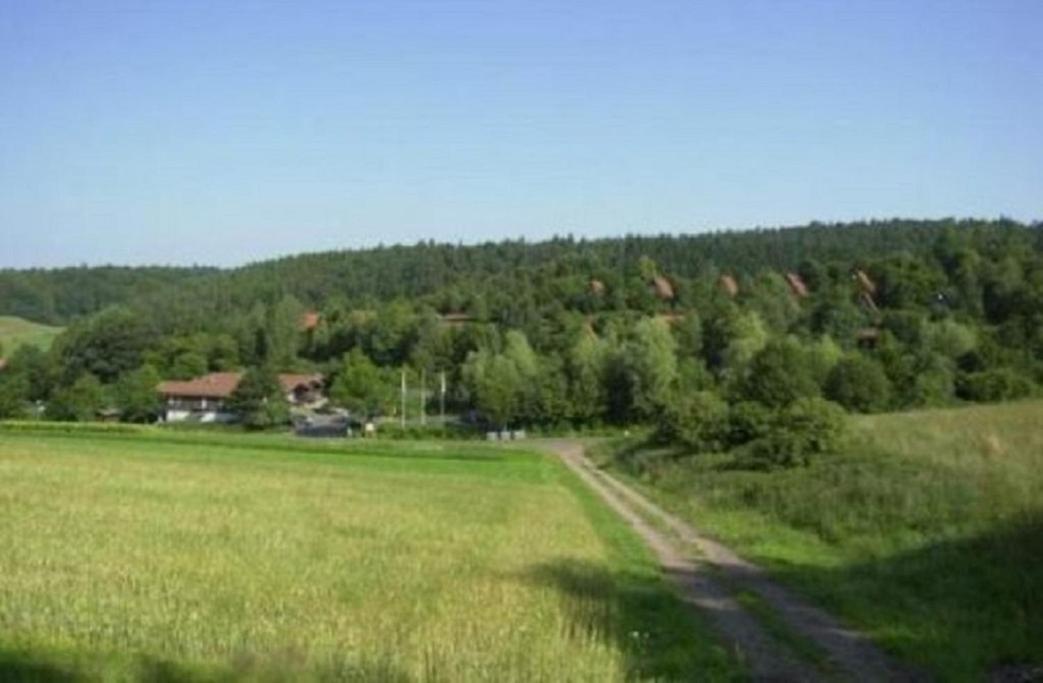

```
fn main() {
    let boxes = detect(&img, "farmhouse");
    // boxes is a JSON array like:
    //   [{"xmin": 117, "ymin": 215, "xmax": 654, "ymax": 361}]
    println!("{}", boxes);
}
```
[{"xmin": 157, "ymin": 372, "xmax": 324, "ymax": 423}]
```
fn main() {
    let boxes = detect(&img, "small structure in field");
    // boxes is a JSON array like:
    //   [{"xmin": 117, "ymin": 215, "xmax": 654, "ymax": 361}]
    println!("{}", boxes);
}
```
[{"xmin": 157, "ymin": 372, "xmax": 325, "ymax": 423}]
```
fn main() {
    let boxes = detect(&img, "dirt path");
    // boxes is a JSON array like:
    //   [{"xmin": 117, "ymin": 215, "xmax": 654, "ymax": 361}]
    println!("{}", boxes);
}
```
[{"xmin": 544, "ymin": 440, "xmax": 920, "ymax": 682}]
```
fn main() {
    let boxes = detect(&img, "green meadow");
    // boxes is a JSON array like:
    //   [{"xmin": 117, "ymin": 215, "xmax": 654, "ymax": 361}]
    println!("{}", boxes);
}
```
[
  {"xmin": 596, "ymin": 400, "xmax": 1043, "ymax": 680},
  {"xmin": 0, "ymin": 316, "xmax": 63, "ymax": 354},
  {"xmin": 0, "ymin": 429, "xmax": 739, "ymax": 682}
]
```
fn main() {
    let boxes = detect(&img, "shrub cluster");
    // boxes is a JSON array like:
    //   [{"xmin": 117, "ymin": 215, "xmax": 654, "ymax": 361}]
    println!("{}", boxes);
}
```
[
  {"xmin": 657, "ymin": 395, "xmax": 846, "ymax": 469},
  {"xmin": 957, "ymin": 369, "xmax": 1035, "ymax": 403}
]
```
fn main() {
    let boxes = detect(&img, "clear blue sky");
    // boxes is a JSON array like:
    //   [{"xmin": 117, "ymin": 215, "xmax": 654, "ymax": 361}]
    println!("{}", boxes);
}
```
[{"xmin": 2, "ymin": 0, "xmax": 1040, "ymax": 268}]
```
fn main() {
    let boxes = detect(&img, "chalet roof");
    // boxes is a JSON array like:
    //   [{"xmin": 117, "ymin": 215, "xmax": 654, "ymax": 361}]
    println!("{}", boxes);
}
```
[
  {"xmin": 157, "ymin": 372, "xmax": 324, "ymax": 399},
  {"xmin": 157, "ymin": 372, "xmax": 242, "ymax": 399},
  {"xmin": 279, "ymin": 373, "xmax": 323, "ymax": 392}
]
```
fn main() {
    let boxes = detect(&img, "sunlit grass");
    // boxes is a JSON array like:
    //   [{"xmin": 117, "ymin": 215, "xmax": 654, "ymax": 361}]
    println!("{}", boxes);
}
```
[
  {"xmin": 0, "ymin": 316, "xmax": 63, "ymax": 353},
  {"xmin": 0, "ymin": 432, "xmax": 738, "ymax": 681}
]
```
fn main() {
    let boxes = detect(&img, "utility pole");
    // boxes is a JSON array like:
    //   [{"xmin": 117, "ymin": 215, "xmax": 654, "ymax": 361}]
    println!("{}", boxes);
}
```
[
  {"xmin": 400, "ymin": 368, "xmax": 406, "ymax": 429},
  {"xmin": 420, "ymin": 369, "xmax": 426, "ymax": 426},
  {"xmin": 440, "ymin": 371, "xmax": 446, "ymax": 425}
]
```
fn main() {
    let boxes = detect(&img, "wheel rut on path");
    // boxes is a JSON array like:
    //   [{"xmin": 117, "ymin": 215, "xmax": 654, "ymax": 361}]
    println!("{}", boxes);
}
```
[{"xmin": 544, "ymin": 440, "xmax": 922, "ymax": 683}]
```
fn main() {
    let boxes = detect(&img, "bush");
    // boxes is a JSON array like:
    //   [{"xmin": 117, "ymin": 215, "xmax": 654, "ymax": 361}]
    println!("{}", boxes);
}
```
[
  {"xmin": 825, "ymin": 354, "xmax": 892, "ymax": 413},
  {"xmin": 724, "ymin": 401, "xmax": 773, "ymax": 448},
  {"xmin": 228, "ymin": 366, "xmax": 290, "ymax": 430},
  {"xmin": 656, "ymin": 390, "xmax": 728, "ymax": 453},
  {"xmin": 957, "ymin": 369, "xmax": 1035, "ymax": 403},
  {"xmin": 740, "ymin": 338, "xmax": 821, "ymax": 408},
  {"xmin": 45, "ymin": 373, "xmax": 106, "ymax": 422},
  {"xmin": 741, "ymin": 398, "xmax": 847, "ymax": 469}
]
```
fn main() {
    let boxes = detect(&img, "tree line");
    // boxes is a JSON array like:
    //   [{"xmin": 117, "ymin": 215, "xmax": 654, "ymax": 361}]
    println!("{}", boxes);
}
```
[{"xmin": 0, "ymin": 218, "xmax": 1040, "ymax": 462}]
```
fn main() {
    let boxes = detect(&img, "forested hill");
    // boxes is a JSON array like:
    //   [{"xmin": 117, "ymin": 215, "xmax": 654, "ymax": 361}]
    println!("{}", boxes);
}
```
[
  {"xmin": 0, "ymin": 266, "xmax": 217, "ymax": 325},
  {"xmin": 3, "ymin": 218, "xmax": 1038, "ymax": 325},
  {"xmin": 220, "ymin": 217, "xmax": 1039, "ymax": 309},
  {"xmin": 2, "ymin": 216, "xmax": 1042, "ymax": 428}
]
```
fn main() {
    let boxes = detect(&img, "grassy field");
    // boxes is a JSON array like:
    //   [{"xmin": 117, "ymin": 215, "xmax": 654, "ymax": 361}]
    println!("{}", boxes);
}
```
[
  {"xmin": 0, "ymin": 429, "xmax": 740, "ymax": 682},
  {"xmin": 595, "ymin": 400, "xmax": 1043, "ymax": 681},
  {"xmin": 0, "ymin": 316, "xmax": 63, "ymax": 354}
]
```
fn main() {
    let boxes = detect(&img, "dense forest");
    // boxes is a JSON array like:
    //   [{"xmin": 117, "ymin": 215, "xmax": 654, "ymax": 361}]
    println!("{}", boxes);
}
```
[{"xmin": 1, "ymin": 217, "xmax": 1041, "ymax": 460}]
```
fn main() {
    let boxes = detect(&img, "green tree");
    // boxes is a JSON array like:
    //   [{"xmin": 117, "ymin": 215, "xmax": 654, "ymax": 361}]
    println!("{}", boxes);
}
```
[
  {"xmin": 566, "ymin": 331, "xmax": 607, "ymax": 423},
  {"xmin": 625, "ymin": 318, "xmax": 678, "ymax": 419},
  {"xmin": 657, "ymin": 390, "xmax": 728, "ymax": 453},
  {"xmin": 329, "ymin": 348, "xmax": 395, "ymax": 418},
  {"xmin": 463, "ymin": 350, "xmax": 522, "ymax": 428},
  {"xmin": 0, "ymin": 372, "xmax": 29, "ymax": 419},
  {"xmin": 46, "ymin": 373, "xmax": 105, "ymax": 422},
  {"xmin": 744, "ymin": 398, "xmax": 847, "ymax": 469},
  {"xmin": 52, "ymin": 307, "xmax": 155, "ymax": 384},
  {"xmin": 825, "ymin": 354, "xmax": 892, "ymax": 413},
  {"xmin": 6, "ymin": 345, "xmax": 55, "ymax": 401},
  {"xmin": 115, "ymin": 365, "xmax": 162, "ymax": 423},
  {"xmin": 228, "ymin": 366, "xmax": 289, "ymax": 429},
  {"xmin": 740, "ymin": 338, "xmax": 820, "ymax": 408}
]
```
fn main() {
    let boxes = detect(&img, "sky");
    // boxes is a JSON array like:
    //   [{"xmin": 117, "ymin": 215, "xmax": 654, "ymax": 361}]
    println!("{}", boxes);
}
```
[{"xmin": 1, "ymin": 0, "xmax": 1041, "ymax": 269}]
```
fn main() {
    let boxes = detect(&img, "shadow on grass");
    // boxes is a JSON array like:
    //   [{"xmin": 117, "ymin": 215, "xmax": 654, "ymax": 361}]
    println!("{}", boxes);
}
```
[
  {"xmin": 518, "ymin": 559, "xmax": 740, "ymax": 681},
  {"xmin": 0, "ymin": 650, "xmax": 81, "ymax": 683},
  {"xmin": 0, "ymin": 427, "xmax": 508, "ymax": 464},
  {"xmin": 0, "ymin": 650, "xmax": 413, "ymax": 683},
  {"xmin": 763, "ymin": 514, "xmax": 1043, "ymax": 680}
]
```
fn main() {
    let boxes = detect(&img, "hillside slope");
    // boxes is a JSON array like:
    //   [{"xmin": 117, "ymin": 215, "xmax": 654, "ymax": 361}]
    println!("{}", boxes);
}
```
[
  {"xmin": 595, "ymin": 400, "xmax": 1043, "ymax": 679},
  {"xmin": 1, "ymin": 218, "xmax": 1038, "ymax": 324}
]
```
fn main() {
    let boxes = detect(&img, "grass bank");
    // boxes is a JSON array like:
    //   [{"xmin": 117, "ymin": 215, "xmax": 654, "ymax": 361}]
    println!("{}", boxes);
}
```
[
  {"xmin": 592, "ymin": 400, "xmax": 1043, "ymax": 681},
  {"xmin": 0, "ymin": 430, "xmax": 740, "ymax": 681}
]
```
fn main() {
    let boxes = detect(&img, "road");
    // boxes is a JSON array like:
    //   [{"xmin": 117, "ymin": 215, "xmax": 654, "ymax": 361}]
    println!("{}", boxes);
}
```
[{"xmin": 543, "ymin": 440, "xmax": 922, "ymax": 682}]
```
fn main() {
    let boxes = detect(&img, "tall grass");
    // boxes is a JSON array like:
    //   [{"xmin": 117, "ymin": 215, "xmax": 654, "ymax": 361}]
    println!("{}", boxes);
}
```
[
  {"xmin": 596, "ymin": 400, "xmax": 1043, "ymax": 680},
  {"xmin": 0, "ymin": 432, "xmax": 739, "ymax": 681}
]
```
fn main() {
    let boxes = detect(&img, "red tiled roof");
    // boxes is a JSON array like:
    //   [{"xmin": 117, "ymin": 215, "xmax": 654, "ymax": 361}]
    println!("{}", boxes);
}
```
[
  {"xmin": 157, "ymin": 372, "xmax": 242, "ymax": 399},
  {"xmin": 157, "ymin": 372, "xmax": 323, "ymax": 399},
  {"xmin": 278, "ymin": 373, "xmax": 323, "ymax": 393}
]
